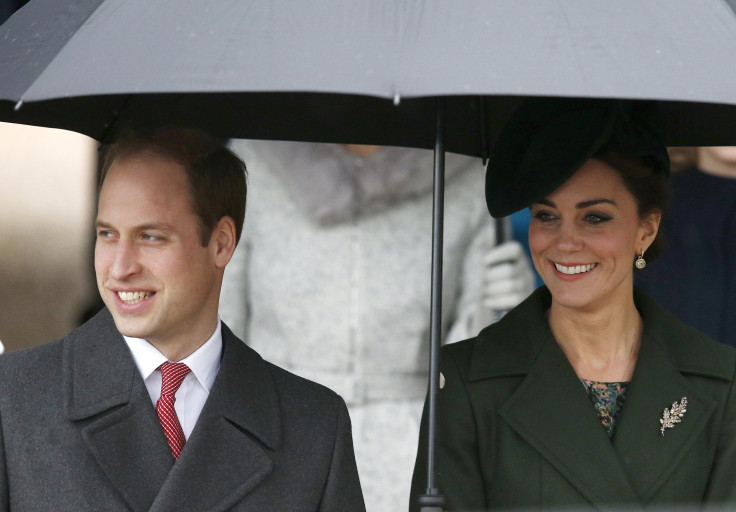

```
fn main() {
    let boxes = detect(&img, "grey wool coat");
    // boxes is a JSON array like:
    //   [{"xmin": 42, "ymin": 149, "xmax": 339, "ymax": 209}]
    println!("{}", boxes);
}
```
[
  {"xmin": 0, "ymin": 310, "xmax": 365, "ymax": 512},
  {"xmin": 411, "ymin": 287, "xmax": 736, "ymax": 511}
]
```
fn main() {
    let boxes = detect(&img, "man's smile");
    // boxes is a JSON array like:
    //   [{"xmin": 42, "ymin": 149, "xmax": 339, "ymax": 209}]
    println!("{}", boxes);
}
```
[{"xmin": 117, "ymin": 290, "xmax": 155, "ymax": 304}]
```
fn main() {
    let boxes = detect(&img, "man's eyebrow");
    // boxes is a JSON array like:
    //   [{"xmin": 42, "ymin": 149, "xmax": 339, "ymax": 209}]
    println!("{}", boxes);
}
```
[
  {"xmin": 94, "ymin": 220, "xmax": 176, "ymax": 231},
  {"xmin": 135, "ymin": 223, "xmax": 176, "ymax": 232}
]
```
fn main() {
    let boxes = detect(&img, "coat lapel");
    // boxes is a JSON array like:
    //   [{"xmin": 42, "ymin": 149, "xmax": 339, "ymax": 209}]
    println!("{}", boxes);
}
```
[
  {"xmin": 471, "ymin": 288, "xmax": 641, "ymax": 508},
  {"xmin": 150, "ymin": 325, "xmax": 281, "ymax": 512},
  {"xmin": 611, "ymin": 297, "xmax": 719, "ymax": 503},
  {"xmin": 499, "ymin": 333, "xmax": 642, "ymax": 508},
  {"xmin": 65, "ymin": 310, "xmax": 173, "ymax": 512},
  {"xmin": 472, "ymin": 287, "xmax": 731, "ymax": 509}
]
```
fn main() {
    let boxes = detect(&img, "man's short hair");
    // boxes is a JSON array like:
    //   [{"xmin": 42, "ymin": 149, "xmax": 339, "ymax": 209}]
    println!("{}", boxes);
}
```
[{"xmin": 100, "ymin": 127, "xmax": 247, "ymax": 246}]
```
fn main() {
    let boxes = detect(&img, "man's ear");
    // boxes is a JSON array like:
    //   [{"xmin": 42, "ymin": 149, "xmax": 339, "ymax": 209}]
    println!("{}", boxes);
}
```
[{"xmin": 211, "ymin": 216, "xmax": 237, "ymax": 268}]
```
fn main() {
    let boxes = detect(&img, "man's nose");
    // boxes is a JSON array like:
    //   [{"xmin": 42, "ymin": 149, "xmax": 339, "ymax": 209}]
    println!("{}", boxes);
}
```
[{"xmin": 108, "ymin": 240, "xmax": 142, "ymax": 280}]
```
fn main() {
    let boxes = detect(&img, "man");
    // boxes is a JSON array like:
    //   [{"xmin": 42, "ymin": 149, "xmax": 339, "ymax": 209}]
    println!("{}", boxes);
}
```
[{"xmin": 0, "ymin": 128, "xmax": 365, "ymax": 511}]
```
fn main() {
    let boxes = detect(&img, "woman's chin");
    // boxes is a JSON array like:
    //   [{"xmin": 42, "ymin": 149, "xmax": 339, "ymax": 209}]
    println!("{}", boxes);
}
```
[{"xmin": 547, "ymin": 285, "xmax": 600, "ymax": 312}]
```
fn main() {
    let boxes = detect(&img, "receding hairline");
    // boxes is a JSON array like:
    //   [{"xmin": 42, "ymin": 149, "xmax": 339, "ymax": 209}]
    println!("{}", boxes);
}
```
[{"xmin": 101, "ymin": 145, "xmax": 190, "ymax": 184}]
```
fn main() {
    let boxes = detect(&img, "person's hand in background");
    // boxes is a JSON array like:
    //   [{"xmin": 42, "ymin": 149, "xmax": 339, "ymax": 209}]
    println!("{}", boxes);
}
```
[
  {"xmin": 481, "ymin": 240, "xmax": 536, "ymax": 310},
  {"xmin": 470, "ymin": 241, "xmax": 536, "ymax": 334}
]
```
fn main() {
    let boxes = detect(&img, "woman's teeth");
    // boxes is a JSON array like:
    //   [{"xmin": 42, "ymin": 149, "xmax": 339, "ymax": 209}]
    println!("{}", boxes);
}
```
[
  {"xmin": 117, "ymin": 291, "xmax": 153, "ymax": 304},
  {"xmin": 554, "ymin": 263, "xmax": 596, "ymax": 275}
]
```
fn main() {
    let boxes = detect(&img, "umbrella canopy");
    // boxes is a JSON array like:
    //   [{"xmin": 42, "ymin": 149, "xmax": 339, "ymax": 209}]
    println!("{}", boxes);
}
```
[
  {"xmin": 3, "ymin": 0, "xmax": 736, "ymax": 149},
  {"xmin": 4, "ymin": 1, "xmax": 736, "ymax": 509}
]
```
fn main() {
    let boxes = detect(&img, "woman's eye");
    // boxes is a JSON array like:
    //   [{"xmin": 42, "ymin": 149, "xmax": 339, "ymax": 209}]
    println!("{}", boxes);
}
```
[
  {"xmin": 533, "ymin": 211, "xmax": 557, "ymax": 222},
  {"xmin": 584, "ymin": 213, "xmax": 612, "ymax": 225}
]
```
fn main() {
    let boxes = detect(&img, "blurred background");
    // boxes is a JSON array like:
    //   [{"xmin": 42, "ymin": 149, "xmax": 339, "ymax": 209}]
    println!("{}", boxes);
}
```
[{"xmin": 0, "ymin": 122, "xmax": 98, "ymax": 351}]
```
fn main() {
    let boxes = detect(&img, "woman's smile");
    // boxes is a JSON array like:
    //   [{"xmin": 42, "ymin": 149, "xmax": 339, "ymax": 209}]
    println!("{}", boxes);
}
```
[{"xmin": 553, "ymin": 262, "xmax": 597, "ymax": 275}]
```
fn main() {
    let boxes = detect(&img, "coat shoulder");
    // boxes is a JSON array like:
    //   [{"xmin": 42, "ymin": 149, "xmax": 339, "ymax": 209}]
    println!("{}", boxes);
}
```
[
  {"xmin": 667, "ymin": 320, "xmax": 736, "ymax": 380},
  {"xmin": 450, "ymin": 287, "xmax": 552, "ymax": 381},
  {"xmin": 264, "ymin": 360, "xmax": 345, "ymax": 410},
  {"xmin": 441, "ymin": 337, "xmax": 476, "ymax": 377},
  {"xmin": 221, "ymin": 321, "xmax": 347, "ymax": 418},
  {"xmin": 0, "ymin": 338, "xmax": 65, "ymax": 391},
  {"xmin": 635, "ymin": 288, "xmax": 736, "ymax": 381}
]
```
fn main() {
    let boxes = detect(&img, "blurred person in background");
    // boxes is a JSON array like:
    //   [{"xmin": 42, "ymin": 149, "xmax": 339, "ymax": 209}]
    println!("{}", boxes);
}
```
[
  {"xmin": 220, "ymin": 140, "xmax": 535, "ymax": 512},
  {"xmin": 637, "ymin": 146, "xmax": 736, "ymax": 346}
]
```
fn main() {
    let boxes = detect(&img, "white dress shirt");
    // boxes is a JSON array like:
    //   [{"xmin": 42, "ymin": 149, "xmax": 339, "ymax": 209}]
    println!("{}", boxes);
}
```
[{"xmin": 124, "ymin": 319, "xmax": 222, "ymax": 439}]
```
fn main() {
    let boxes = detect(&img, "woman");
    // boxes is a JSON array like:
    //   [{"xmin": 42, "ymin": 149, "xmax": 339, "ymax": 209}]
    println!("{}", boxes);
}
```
[{"xmin": 410, "ymin": 98, "xmax": 736, "ymax": 511}]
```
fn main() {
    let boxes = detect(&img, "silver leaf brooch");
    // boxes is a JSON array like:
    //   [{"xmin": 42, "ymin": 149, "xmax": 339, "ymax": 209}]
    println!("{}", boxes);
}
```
[{"xmin": 660, "ymin": 397, "xmax": 687, "ymax": 436}]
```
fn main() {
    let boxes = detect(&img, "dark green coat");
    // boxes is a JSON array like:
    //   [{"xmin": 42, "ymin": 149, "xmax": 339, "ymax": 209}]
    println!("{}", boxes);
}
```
[{"xmin": 411, "ymin": 287, "xmax": 736, "ymax": 511}]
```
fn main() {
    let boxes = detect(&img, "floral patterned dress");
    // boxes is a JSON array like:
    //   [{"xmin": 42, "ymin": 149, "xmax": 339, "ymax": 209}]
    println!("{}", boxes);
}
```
[{"xmin": 580, "ymin": 379, "xmax": 630, "ymax": 438}]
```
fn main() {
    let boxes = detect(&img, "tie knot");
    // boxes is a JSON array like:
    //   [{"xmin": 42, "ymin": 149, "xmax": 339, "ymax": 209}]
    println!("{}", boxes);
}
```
[{"xmin": 158, "ymin": 362, "xmax": 191, "ymax": 396}]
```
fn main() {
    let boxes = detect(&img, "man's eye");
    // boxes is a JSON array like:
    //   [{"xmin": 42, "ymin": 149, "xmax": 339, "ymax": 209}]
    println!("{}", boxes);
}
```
[
  {"xmin": 97, "ymin": 230, "xmax": 114, "ymax": 239},
  {"xmin": 142, "ymin": 233, "xmax": 161, "ymax": 242}
]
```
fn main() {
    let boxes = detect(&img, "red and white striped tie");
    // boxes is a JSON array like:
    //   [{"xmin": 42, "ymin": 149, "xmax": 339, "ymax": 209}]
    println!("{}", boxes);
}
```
[{"xmin": 156, "ymin": 362, "xmax": 191, "ymax": 459}]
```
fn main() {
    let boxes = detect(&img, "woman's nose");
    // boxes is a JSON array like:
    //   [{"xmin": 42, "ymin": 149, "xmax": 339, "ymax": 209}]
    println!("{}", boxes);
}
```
[{"xmin": 555, "ymin": 222, "xmax": 584, "ymax": 252}]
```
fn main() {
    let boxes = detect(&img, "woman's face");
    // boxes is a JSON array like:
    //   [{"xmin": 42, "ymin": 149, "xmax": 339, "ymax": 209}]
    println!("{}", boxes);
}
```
[{"xmin": 528, "ymin": 158, "xmax": 660, "ymax": 313}]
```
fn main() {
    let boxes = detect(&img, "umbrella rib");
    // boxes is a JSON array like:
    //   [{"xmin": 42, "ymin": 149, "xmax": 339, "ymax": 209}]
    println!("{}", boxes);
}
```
[
  {"xmin": 99, "ymin": 93, "xmax": 134, "ymax": 143},
  {"xmin": 8, "ymin": 0, "xmax": 109, "ymax": 104}
]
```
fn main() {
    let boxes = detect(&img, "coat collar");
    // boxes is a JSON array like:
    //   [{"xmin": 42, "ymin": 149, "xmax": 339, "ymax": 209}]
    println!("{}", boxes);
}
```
[
  {"xmin": 64, "ymin": 310, "xmax": 281, "ymax": 512},
  {"xmin": 469, "ymin": 286, "xmax": 734, "ymax": 381},
  {"xmin": 468, "ymin": 287, "xmax": 731, "ymax": 507}
]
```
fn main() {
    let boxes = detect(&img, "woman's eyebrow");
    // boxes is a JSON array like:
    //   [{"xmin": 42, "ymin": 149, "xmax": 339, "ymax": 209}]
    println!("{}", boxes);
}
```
[
  {"xmin": 576, "ymin": 198, "xmax": 617, "ymax": 209},
  {"xmin": 533, "ymin": 198, "xmax": 617, "ymax": 209},
  {"xmin": 536, "ymin": 198, "xmax": 555, "ymax": 207}
]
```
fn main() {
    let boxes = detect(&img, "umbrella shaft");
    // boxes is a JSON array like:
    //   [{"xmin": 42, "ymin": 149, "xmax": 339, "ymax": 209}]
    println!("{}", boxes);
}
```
[{"xmin": 425, "ymin": 98, "xmax": 446, "ymax": 502}]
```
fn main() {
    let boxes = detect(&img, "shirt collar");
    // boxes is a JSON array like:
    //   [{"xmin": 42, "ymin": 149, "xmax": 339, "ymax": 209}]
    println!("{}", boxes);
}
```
[{"xmin": 123, "ymin": 318, "xmax": 223, "ymax": 391}]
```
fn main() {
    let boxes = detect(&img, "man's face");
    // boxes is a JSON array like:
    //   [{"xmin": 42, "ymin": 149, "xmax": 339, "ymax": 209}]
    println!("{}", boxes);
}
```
[{"xmin": 95, "ymin": 154, "xmax": 222, "ymax": 357}]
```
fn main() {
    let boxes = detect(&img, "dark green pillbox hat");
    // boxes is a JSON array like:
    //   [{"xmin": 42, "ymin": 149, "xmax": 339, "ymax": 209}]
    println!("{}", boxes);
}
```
[{"xmin": 485, "ymin": 97, "xmax": 669, "ymax": 218}]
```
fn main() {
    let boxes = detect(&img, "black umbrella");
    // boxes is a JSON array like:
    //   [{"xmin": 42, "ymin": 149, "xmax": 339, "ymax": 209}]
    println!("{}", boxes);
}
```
[
  {"xmin": 4, "ymin": 1, "xmax": 736, "ymax": 510},
  {"xmin": 4, "ymin": 0, "xmax": 736, "ymax": 148}
]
